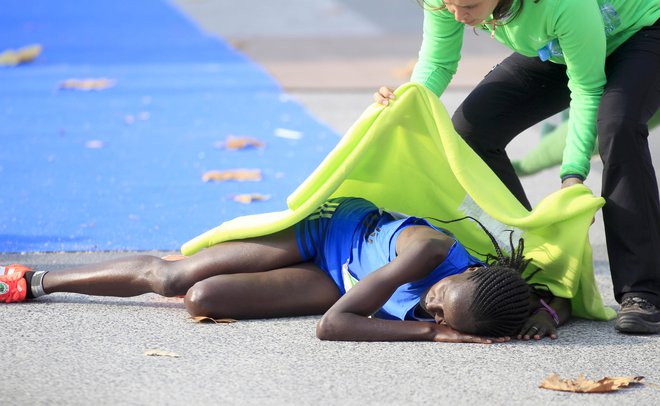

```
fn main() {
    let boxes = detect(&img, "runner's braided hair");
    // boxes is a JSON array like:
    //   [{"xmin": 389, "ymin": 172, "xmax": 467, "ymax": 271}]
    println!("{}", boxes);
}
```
[{"xmin": 429, "ymin": 216, "xmax": 534, "ymax": 337}]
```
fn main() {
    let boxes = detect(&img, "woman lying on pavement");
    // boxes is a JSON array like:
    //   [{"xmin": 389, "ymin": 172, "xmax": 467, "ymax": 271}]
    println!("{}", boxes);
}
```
[{"xmin": 1, "ymin": 196, "xmax": 568, "ymax": 343}]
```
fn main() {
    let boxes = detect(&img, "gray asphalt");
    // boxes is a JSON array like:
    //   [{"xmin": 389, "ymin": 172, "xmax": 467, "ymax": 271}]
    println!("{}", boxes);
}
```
[{"xmin": 3, "ymin": 1, "xmax": 659, "ymax": 405}]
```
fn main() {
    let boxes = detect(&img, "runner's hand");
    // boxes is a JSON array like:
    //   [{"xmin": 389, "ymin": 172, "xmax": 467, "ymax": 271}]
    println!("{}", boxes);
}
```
[
  {"xmin": 432, "ymin": 324, "xmax": 509, "ymax": 344},
  {"xmin": 517, "ymin": 311, "xmax": 558, "ymax": 340}
]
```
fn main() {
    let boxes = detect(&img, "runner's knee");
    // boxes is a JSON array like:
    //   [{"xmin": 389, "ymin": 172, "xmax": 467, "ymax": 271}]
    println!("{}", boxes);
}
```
[{"xmin": 184, "ymin": 278, "xmax": 233, "ymax": 318}]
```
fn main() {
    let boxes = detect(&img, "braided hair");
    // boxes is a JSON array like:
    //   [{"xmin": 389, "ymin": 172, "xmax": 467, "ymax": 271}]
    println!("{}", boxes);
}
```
[{"xmin": 429, "ymin": 216, "xmax": 534, "ymax": 337}]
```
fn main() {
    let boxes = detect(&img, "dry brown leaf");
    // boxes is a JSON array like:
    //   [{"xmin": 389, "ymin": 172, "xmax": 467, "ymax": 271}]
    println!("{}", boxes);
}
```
[
  {"xmin": 201, "ymin": 169, "xmax": 262, "ymax": 182},
  {"xmin": 219, "ymin": 135, "xmax": 265, "ymax": 150},
  {"xmin": 58, "ymin": 78, "xmax": 116, "ymax": 91},
  {"xmin": 0, "ymin": 44, "xmax": 42, "ymax": 66},
  {"xmin": 144, "ymin": 349, "xmax": 180, "ymax": 358},
  {"xmin": 228, "ymin": 39, "xmax": 247, "ymax": 50},
  {"xmin": 190, "ymin": 316, "xmax": 237, "ymax": 324},
  {"xmin": 540, "ymin": 373, "xmax": 644, "ymax": 393},
  {"xmin": 232, "ymin": 193, "xmax": 271, "ymax": 204}
]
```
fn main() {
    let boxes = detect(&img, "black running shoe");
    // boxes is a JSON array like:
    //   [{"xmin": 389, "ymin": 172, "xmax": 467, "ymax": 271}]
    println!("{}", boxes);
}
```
[{"xmin": 615, "ymin": 297, "xmax": 660, "ymax": 334}]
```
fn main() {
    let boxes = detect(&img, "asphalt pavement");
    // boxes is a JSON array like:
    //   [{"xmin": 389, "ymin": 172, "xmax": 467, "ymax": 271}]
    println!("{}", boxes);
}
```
[{"xmin": 3, "ymin": 1, "xmax": 659, "ymax": 405}]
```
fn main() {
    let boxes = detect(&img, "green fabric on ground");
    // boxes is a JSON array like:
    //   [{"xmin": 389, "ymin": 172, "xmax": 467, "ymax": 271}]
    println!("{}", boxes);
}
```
[
  {"xmin": 513, "ymin": 121, "xmax": 571, "ymax": 176},
  {"xmin": 182, "ymin": 83, "xmax": 615, "ymax": 321},
  {"xmin": 513, "ymin": 109, "xmax": 660, "ymax": 176}
]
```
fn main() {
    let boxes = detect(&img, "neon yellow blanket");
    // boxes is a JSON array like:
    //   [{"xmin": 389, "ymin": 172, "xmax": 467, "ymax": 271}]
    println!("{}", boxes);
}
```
[{"xmin": 182, "ymin": 82, "xmax": 615, "ymax": 321}]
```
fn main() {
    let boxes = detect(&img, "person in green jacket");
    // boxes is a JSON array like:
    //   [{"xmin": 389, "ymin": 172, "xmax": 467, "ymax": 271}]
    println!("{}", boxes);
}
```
[{"xmin": 375, "ymin": 0, "xmax": 660, "ymax": 334}]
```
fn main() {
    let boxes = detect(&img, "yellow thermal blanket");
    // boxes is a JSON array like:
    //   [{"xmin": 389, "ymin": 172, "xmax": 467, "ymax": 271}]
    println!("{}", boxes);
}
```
[{"xmin": 182, "ymin": 82, "xmax": 615, "ymax": 321}]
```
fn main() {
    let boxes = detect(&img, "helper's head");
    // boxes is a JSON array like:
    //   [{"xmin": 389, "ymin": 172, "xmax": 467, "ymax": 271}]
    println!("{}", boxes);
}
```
[{"xmin": 418, "ymin": 1, "xmax": 530, "ymax": 26}]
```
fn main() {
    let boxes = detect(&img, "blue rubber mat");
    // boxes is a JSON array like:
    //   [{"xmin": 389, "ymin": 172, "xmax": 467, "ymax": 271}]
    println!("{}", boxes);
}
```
[{"xmin": 0, "ymin": 0, "xmax": 338, "ymax": 252}]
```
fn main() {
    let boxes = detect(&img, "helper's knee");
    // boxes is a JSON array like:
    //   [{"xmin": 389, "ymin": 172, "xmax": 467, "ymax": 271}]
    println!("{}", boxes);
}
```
[
  {"xmin": 452, "ymin": 116, "xmax": 478, "ymax": 146},
  {"xmin": 452, "ymin": 119, "xmax": 501, "ymax": 156},
  {"xmin": 597, "ymin": 114, "xmax": 648, "ymax": 159}
]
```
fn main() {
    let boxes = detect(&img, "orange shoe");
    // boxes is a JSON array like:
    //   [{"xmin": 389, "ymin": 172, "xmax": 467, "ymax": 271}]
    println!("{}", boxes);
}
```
[{"xmin": 0, "ymin": 264, "xmax": 31, "ymax": 303}]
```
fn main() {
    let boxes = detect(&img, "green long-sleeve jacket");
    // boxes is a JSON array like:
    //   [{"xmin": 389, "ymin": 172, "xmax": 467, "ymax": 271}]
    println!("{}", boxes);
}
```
[{"xmin": 411, "ymin": 0, "xmax": 660, "ymax": 179}]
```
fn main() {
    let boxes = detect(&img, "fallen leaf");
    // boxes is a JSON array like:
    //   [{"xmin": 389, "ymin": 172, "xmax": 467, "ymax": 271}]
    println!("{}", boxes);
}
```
[
  {"xmin": 58, "ymin": 78, "xmax": 116, "ymax": 91},
  {"xmin": 228, "ymin": 39, "xmax": 247, "ymax": 50},
  {"xmin": 144, "ymin": 349, "xmax": 180, "ymax": 358},
  {"xmin": 190, "ymin": 316, "xmax": 237, "ymax": 324},
  {"xmin": 202, "ymin": 169, "xmax": 262, "ymax": 182},
  {"xmin": 232, "ymin": 193, "xmax": 271, "ymax": 204},
  {"xmin": 0, "ymin": 44, "xmax": 42, "ymax": 66},
  {"xmin": 217, "ymin": 135, "xmax": 265, "ymax": 150},
  {"xmin": 539, "ymin": 373, "xmax": 644, "ymax": 393}
]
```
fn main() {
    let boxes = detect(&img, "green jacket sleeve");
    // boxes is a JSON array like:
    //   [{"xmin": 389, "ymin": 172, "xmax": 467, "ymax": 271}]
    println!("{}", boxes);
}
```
[
  {"xmin": 553, "ymin": 1, "xmax": 606, "ymax": 179},
  {"xmin": 410, "ymin": 6, "xmax": 463, "ymax": 97}
]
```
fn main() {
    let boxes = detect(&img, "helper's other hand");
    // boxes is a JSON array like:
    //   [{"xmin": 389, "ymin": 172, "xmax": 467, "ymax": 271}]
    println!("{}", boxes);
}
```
[
  {"xmin": 374, "ymin": 86, "xmax": 395, "ymax": 106},
  {"xmin": 560, "ymin": 177, "xmax": 595, "ymax": 224},
  {"xmin": 560, "ymin": 176, "xmax": 583, "ymax": 189}
]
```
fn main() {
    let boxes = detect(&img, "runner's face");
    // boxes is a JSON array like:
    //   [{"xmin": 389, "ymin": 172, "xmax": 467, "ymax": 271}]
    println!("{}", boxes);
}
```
[
  {"xmin": 442, "ymin": 0, "xmax": 499, "ymax": 26},
  {"xmin": 423, "ymin": 267, "xmax": 480, "ymax": 331}
]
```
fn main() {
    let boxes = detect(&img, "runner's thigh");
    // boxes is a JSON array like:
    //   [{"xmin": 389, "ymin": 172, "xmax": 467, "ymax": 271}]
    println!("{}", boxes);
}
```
[
  {"xmin": 168, "ymin": 226, "xmax": 306, "ymax": 283},
  {"xmin": 185, "ymin": 262, "xmax": 341, "ymax": 319}
]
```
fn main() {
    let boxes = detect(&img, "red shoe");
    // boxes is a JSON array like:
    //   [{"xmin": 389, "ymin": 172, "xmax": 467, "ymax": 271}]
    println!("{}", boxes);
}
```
[{"xmin": 0, "ymin": 264, "xmax": 31, "ymax": 303}]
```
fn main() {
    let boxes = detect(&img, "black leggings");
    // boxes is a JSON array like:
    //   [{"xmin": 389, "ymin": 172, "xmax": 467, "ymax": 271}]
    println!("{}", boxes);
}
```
[{"xmin": 453, "ymin": 21, "xmax": 660, "ymax": 306}]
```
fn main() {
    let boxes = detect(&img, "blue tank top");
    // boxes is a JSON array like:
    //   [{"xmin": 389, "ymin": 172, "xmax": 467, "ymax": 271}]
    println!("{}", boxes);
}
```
[
  {"xmin": 344, "ymin": 216, "xmax": 483, "ymax": 320},
  {"xmin": 296, "ymin": 197, "xmax": 483, "ymax": 320}
]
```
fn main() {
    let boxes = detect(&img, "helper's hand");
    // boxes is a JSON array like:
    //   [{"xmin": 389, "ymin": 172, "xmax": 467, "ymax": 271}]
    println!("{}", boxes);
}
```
[
  {"xmin": 374, "ymin": 86, "xmax": 395, "ymax": 106},
  {"xmin": 560, "ymin": 177, "xmax": 583, "ymax": 189},
  {"xmin": 560, "ymin": 176, "xmax": 595, "ymax": 224},
  {"xmin": 517, "ymin": 311, "xmax": 558, "ymax": 340},
  {"xmin": 431, "ymin": 323, "xmax": 510, "ymax": 344}
]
